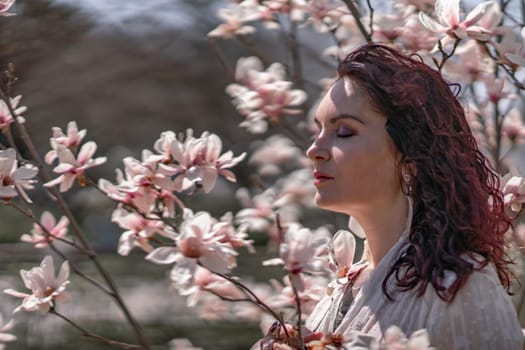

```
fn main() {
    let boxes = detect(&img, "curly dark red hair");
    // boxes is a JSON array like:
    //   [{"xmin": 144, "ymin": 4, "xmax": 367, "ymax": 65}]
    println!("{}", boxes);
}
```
[{"xmin": 338, "ymin": 43, "xmax": 512, "ymax": 301}]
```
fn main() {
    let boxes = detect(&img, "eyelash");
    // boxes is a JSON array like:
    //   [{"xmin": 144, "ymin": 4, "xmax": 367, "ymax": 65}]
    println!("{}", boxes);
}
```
[{"xmin": 336, "ymin": 126, "xmax": 355, "ymax": 138}]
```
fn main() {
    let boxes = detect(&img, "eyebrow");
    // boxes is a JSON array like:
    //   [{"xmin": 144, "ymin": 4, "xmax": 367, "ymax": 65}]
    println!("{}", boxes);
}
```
[{"xmin": 314, "ymin": 114, "xmax": 365, "ymax": 125}]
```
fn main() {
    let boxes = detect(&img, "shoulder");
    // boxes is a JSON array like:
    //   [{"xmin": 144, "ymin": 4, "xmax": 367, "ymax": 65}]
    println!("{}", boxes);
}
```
[{"xmin": 424, "ymin": 264, "xmax": 523, "ymax": 350}]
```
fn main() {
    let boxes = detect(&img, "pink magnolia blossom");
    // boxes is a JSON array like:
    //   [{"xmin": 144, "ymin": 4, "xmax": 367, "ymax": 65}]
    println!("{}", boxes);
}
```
[
  {"xmin": 249, "ymin": 134, "xmax": 308, "ymax": 175},
  {"xmin": 4, "ymin": 256, "xmax": 70, "ymax": 314},
  {"xmin": 180, "ymin": 265, "xmax": 244, "ymax": 308},
  {"xmin": 0, "ymin": 148, "xmax": 38, "ymax": 202},
  {"xmin": 501, "ymin": 174, "xmax": 525, "ymax": 213},
  {"xmin": 302, "ymin": 0, "xmax": 347, "ymax": 33},
  {"xmin": 500, "ymin": 27, "xmax": 525, "ymax": 68},
  {"xmin": 20, "ymin": 211, "xmax": 69, "ymax": 248},
  {"xmin": 44, "ymin": 121, "xmax": 87, "ymax": 164},
  {"xmin": 0, "ymin": 0, "xmax": 15, "ymax": 16},
  {"xmin": 112, "ymin": 207, "xmax": 170, "ymax": 255},
  {"xmin": 263, "ymin": 223, "xmax": 329, "ymax": 291},
  {"xmin": 502, "ymin": 108, "xmax": 525, "ymax": 143},
  {"xmin": 442, "ymin": 40, "xmax": 491, "ymax": 83},
  {"xmin": 0, "ymin": 313, "xmax": 16, "ymax": 349},
  {"xmin": 419, "ymin": 0, "xmax": 498, "ymax": 41},
  {"xmin": 226, "ymin": 57, "xmax": 307, "ymax": 133},
  {"xmin": 160, "ymin": 131, "xmax": 246, "ymax": 193},
  {"xmin": 235, "ymin": 187, "xmax": 279, "ymax": 233},
  {"xmin": 146, "ymin": 209, "xmax": 238, "ymax": 274},
  {"xmin": 263, "ymin": 0, "xmax": 306, "ymax": 22},
  {"xmin": 99, "ymin": 151, "xmax": 176, "ymax": 214},
  {"xmin": 371, "ymin": 7, "xmax": 413, "ymax": 43},
  {"xmin": 44, "ymin": 141, "xmax": 107, "ymax": 192},
  {"xmin": 207, "ymin": 2, "xmax": 257, "ymax": 39},
  {"xmin": 0, "ymin": 95, "xmax": 26, "ymax": 129},
  {"xmin": 399, "ymin": 13, "xmax": 439, "ymax": 52}
]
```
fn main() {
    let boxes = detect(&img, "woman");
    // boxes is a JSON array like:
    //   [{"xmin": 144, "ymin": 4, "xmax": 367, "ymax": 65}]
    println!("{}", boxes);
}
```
[{"xmin": 303, "ymin": 43, "xmax": 523, "ymax": 349}]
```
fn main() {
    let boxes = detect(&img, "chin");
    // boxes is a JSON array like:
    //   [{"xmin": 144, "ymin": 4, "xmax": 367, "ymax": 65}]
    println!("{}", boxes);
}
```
[{"xmin": 314, "ymin": 195, "xmax": 348, "ymax": 214}]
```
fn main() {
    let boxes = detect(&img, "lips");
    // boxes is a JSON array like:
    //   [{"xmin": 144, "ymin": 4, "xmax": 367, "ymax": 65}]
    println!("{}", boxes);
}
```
[{"xmin": 313, "ymin": 171, "xmax": 334, "ymax": 185}]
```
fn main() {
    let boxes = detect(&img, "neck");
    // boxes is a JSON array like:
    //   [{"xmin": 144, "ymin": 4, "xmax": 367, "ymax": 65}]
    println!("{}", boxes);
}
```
[{"xmin": 351, "ymin": 194, "xmax": 409, "ymax": 268}]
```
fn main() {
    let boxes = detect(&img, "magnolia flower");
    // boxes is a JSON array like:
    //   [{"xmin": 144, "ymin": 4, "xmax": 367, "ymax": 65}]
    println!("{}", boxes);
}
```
[
  {"xmin": 263, "ymin": 223, "xmax": 329, "ymax": 291},
  {"xmin": 4, "ymin": 256, "xmax": 70, "ymax": 314},
  {"xmin": 226, "ymin": 57, "xmax": 307, "ymax": 134},
  {"xmin": 501, "ymin": 108, "xmax": 525, "ymax": 143},
  {"xmin": 419, "ymin": 0, "xmax": 498, "ymax": 41},
  {"xmin": 501, "ymin": 174, "xmax": 525, "ymax": 213},
  {"xmin": 160, "ymin": 131, "xmax": 246, "ymax": 193},
  {"xmin": 207, "ymin": 2, "xmax": 256, "ymax": 39},
  {"xmin": 0, "ymin": 148, "xmax": 38, "ymax": 202},
  {"xmin": 249, "ymin": 135, "xmax": 308, "ymax": 175},
  {"xmin": 20, "ymin": 211, "xmax": 69, "ymax": 248},
  {"xmin": 0, "ymin": 313, "xmax": 16, "ymax": 349},
  {"xmin": 443, "ymin": 40, "xmax": 491, "ymax": 83},
  {"xmin": 328, "ymin": 230, "xmax": 356, "ymax": 283},
  {"xmin": 146, "ymin": 209, "xmax": 238, "ymax": 274},
  {"xmin": 399, "ymin": 13, "xmax": 439, "ymax": 52},
  {"xmin": 112, "ymin": 207, "xmax": 169, "ymax": 255},
  {"xmin": 0, "ymin": 0, "xmax": 15, "ymax": 16},
  {"xmin": 44, "ymin": 121, "xmax": 87, "ymax": 164},
  {"xmin": 44, "ymin": 141, "xmax": 107, "ymax": 192},
  {"xmin": 0, "ymin": 95, "xmax": 26, "ymax": 129},
  {"xmin": 302, "ymin": 0, "xmax": 347, "ymax": 33},
  {"xmin": 501, "ymin": 27, "xmax": 525, "ymax": 68},
  {"xmin": 263, "ymin": 0, "xmax": 306, "ymax": 22}
]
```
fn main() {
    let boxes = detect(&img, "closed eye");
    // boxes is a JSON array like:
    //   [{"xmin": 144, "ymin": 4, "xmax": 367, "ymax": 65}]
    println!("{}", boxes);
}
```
[{"xmin": 337, "ymin": 125, "xmax": 356, "ymax": 138}]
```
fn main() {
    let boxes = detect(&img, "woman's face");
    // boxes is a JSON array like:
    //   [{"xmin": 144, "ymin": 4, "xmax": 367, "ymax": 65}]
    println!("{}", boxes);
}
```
[{"xmin": 307, "ymin": 78, "xmax": 402, "ymax": 215}]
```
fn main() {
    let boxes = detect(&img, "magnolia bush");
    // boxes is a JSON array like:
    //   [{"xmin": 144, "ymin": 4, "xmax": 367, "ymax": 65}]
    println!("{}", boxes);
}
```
[{"xmin": 0, "ymin": 0, "xmax": 525, "ymax": 349}]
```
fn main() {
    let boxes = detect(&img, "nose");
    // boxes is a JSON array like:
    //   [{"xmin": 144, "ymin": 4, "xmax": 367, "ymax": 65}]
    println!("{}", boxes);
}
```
[{"xmin": 306, "ymin": 139, "xmax": 330, "ymax": 161}]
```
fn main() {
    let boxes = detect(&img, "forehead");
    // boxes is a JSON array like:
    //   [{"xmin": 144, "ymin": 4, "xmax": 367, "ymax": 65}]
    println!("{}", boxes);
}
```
[{"xmin": 317, "ymin": 77, "xmax": 378, "ymax": 120}]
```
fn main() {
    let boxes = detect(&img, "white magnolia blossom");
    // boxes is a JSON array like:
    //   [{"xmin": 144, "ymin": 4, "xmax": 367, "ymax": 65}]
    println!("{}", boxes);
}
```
[
  {"xmin": 0, "ymin": 148, "xmax": 38, "ymax": 202},
  {"xmin": 419, "ymin": 0, "xmax": 499, "ymax": 41},
  {"xmin": 4, "ymin": 256, "xmax": 70, "ymax": 314}
]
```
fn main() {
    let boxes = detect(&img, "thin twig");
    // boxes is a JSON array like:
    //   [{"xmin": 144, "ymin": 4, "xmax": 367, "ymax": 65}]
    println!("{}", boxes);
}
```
[
  {"xmin": 340, "ymin": 0, "xmax": 372, "ymax": 42},
  {"xmin": 208, "ymin": 37, "xmax": 235, "ymax": 81},
  {"xmin": 287, "ymin": 20, "xmax": 304, "ymax": 89},
  {"xmin": 50, "ymin": 309, "xmax": 144, "ymax": 350},
  {"xmin": 366, "ymin": 0, "xmax": 374, "ymax": 39}
]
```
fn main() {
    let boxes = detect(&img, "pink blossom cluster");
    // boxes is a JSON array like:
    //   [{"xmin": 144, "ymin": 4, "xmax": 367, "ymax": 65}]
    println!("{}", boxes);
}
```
[
  {"xmin": 226, "ymin": 57, "xmax": 307, "ymax": 133},
  {"xmin": 44, "ymin": 121, "xmax": 107, "ymax": 192}
]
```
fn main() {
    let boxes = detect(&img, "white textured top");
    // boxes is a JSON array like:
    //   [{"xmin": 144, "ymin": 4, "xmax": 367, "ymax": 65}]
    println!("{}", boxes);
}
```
[{"xmin": 306, "ymin": 235, "xmax": 524, "ymax": 350}]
